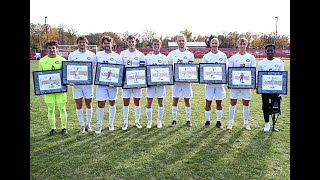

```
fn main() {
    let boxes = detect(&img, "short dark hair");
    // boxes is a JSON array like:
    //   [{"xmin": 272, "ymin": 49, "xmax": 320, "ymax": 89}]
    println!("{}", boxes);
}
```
[
  {"xmin": 45, "ymin": 40, "xmax": 58, "ymax": 48},
  {"xmin": 265, "ymin": 43, "xmax": 276, "ymax": 49}
]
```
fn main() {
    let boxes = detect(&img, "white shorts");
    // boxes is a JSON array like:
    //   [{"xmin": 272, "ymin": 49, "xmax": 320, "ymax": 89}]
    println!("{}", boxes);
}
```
[
  {"xmin": 73, "ymin": 85, "xmax": 94, "ymax": 99},
  {"xmin": 172, "ymin": 82, "xmax": 192, "ymax": 98},
  {"xmin": 205, "ymin": 85, "xmax": 226, "ymax": 100},
  {"xmin": 229, "ymin": 89, "xmax": 252, "ymax": 100},
  {"xmin": 96, "ymin": 85, "xmax": 118, "ymax": 101},
  {"xmin": 122, "ymin": 88, "xmax": 142, "ymax": 98},
  {"xmin": 146, "ymin": 86, "xmax": 166, "ymax": 98}
]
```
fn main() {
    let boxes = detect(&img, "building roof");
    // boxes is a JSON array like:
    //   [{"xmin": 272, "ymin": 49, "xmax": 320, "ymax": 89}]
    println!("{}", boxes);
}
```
[{"xmin": 168, "ymin": 42, "xmax": 206, "ymax": 47}]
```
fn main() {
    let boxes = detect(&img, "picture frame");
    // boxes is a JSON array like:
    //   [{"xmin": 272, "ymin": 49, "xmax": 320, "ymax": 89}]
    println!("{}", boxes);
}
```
[
  {"xmin": 146, "ymin": 64, "xmax": 174, "ymax": 86},
  {"xmin": 199, "ymin": 63, "xmax": 227, "ymax": 84},
  {"xmin": 257, "ymin": 71, "xmax": 288, "ymax": 94},
  {"xmin": 33, "ymin": 70, "xmax": 68, "ymax": 95},
  {"xmin": 62, "ymin": 61, "xmax": 93, "ymax": 85},
  {"xmin": 94, "ymin": 63, "xmax": 125, "ymax": 87},
  {"xmin": 227, "ymin": 67, "xmax": 256, "ymax": 89},
  {"xmin": 122, "ymin": 66, "xmax": 148, "ymax": 89},
  {"xmin": 173, "ymin": 63, "xmax": 199, "ymax": 83}
]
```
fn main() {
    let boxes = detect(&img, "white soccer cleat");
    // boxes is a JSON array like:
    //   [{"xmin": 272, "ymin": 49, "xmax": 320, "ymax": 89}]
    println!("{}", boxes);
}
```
[
  {"xmin": 122, "ymin": 123, "xmax": 128, "ymax": 130},
  {"xmin": 227, "ymin": 123, "xmax": 233, "ymax": 130},
  {"xmin": 264, "ymin": 122, "xmax": 270, "ymax": 132},
  {"xmin": 243, "ymin": 124, "xmax": 251, "ymax": 130},
  {"xmin": 109, "ymin": 124, "xmax": 115, "ymax": 131},
  {"xmin": 135, "ymin": 122, "xmax": 142, "ymax": 129},
  {"xmin": 147, "ymin": 121, "xmax": 152, "ymax": 128},
  {"xmin": 157, "ymin": 121, "xmax": 162, "ymax": 128},
  {"xmin": 95, "ymin": 126, "xmax": 102, "ymax": 134}
]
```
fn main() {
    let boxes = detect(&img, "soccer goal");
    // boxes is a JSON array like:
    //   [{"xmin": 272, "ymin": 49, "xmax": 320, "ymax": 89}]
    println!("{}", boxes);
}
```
[
  {"xmin": 57, "ymin": 45, "xmax": 98, "ymax": 53},
  {"xmin": 56, "ymin": 45, "xmax": 98, "ymax": 58}
]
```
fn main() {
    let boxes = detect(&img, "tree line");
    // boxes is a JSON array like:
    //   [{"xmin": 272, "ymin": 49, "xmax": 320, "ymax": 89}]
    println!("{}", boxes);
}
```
[{"xmin": 30, "ymin": 23, "xmax": 290, "ymax": 52}]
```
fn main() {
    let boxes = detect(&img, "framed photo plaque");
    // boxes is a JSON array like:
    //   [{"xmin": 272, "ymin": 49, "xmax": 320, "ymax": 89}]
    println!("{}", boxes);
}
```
[
  {"xmin": 94, "ymin": 63, "xmax": 124, "ymax": 87},
  {"xmin": 199, "ymin": 63, "xmax": 227, "ymax": 84},
  {"xmin": 62, "ymin": 61, "xmax": 93, "ymax": 85},
  {"xmin": 227, "ymin": 67, "xmax": 256, "ymax": 89},
  {"xmin": 33, "ymin": 70, "xmax": 68, "ymax": 95},
  {"xmin": 257, "ymin": 71, "xmax": 288, "ymax": 94},
  {"xmin": 146, "ymin": 64, "xmax": 174, "ymax": 86},
  {"xmin": 122, "ymin": 66, "xmax": 147, "ymax": 89},
  {"xmin": 173, "ymin": 63, "xmax": 199, "ymax": 83}
]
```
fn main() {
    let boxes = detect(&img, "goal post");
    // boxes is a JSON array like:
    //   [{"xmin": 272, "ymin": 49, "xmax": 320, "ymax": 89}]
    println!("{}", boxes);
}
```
[{"xmin": 56, "ymin": 45, "xmax": 98, "ymax": 59}]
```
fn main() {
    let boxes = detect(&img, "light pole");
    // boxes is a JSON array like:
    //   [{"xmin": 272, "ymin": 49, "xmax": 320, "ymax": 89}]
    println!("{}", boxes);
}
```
[
  {"xmin": 275, "ymin": 16, "xmax": 278, "ymax": 44},
  {"xmin": 45, "ymin": 16, "xmax": 48, "ymax": 42}
]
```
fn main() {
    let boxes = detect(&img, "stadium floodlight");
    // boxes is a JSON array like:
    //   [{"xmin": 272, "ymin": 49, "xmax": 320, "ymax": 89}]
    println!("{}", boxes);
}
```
[
  {"xmin": 45, "ymin": 16, "xmax": 48, "ymax": 42},
  {"xmin": 275, "ymin": 16, "xmax": 278, "ymax": 44}
]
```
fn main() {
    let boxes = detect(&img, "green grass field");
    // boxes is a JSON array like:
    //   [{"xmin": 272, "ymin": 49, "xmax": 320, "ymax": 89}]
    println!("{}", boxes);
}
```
[{"xmin": 30, "ymin": 59, "xmax": 290, "ymax": 179}]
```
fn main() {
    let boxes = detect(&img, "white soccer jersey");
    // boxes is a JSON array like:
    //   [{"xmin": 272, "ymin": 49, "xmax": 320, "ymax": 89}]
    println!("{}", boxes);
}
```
[
  {"xmin": 145, "ymin": 53, "xmax": 168, "ymax": 65},
  {"xmin": 68, "ymin": 49, "xmax": 97, "ymax": 62},
  {"xmin": 120, "ymin": 49, "xmax": 146, "ymax": 67},
  {"xmin": 96, "ymin": 51, "xmax": 122, "ymax": 65},
  {"xmin": 167, "ymin": 49, "xmax": 194, "ymax": 64},
  {"xmin": 95, "ymin": 51, "xmax": 122, "ymax": 101},
  {"xmin": 257, "ymin": 58, "xmax": 284, "ymax": 71},
  {"xmin": 202, "ymin": 51, "xmax": 228, "ymax": 87},
  {"xmin": 67, "ymin": 49, "xmax": 97, "ymax": 89},
  {"xmin": 228, "ymin": 52, "xmax": 256, "ymax": 68}
]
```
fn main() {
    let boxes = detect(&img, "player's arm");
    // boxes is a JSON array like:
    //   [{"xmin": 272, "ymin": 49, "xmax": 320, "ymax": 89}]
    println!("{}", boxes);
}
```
[
  {"xmin": 188, "ymin": 52, "xmax": 194, "ymax": 64},
  {"xmin": 251, "ymin": 55, "xmax": 256, "ymax": 67},
  {"xmin": 139, "ymin": 53, "xmax": 146, "ymax": 66},
  {"xmin": 279, "ymin": 60, "xmax": 285, "ymax": 71},
  {"xmin": 39, "ymin": 60, "xmax": 43, "ymax": 71}
]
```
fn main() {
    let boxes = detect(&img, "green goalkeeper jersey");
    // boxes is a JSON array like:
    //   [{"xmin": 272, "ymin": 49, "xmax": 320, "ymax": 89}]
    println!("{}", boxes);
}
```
[{"xmin": 39, "ymin": 55, "xmax": 66, "ymax": 71}]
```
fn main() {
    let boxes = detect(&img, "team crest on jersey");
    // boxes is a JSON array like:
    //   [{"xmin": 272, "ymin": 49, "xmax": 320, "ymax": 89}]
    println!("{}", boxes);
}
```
[
  {"xmin": 134, "ymin": 57, "xmax": 138, "ymax": 60},
  {"xmin": 246, "ymin": 59, "xmax": 250, "ymax": 62},
  {"xmin": 158, "ymin": 59, "xmax": 162, "ymax": 63},
  {"xmin": 184, "ymin": 56, "xmax": 187, "ymax": 59},
  {"xmin": 219, "ymin": 58, "xmax": 223, "ymax": 61},
  {"xmin": 55, "ymin": 61, "xmax": 60, "ymax": 64},
  {"xmin": 87, "ymin": 57, "xmax": 91, "ymax": 60}
]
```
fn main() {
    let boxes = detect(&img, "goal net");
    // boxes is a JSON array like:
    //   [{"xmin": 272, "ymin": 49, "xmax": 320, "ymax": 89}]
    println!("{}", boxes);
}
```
[{"xmin": 56, "ymin": 45, "xmax": 98, "ymax": 58}]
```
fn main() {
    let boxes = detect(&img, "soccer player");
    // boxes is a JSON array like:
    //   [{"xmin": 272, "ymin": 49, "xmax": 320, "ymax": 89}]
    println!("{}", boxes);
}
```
[
  {"xmin": 39, "ymin": 40, "xmax": 68, "ymax": 136},
  {"xmin": 120, "ymin": 35, "xmax": 146, "ymax": 130},
  {"xmin": 145, "ymin": 37, "xmax": 169, "ymax": 128},
  {"xmin": 257, "ymin": 43, "xmax": 284, "ymax": 132},
  {"xmin": 94, "ymin": 36, "xmax": 122, "ymax": 134},
  {"xmin": 201, "ymin": 38, "xmax": 228, "ymax": 128},
  {"xmin": 227, "ymin": 37, "xmax": 256, "ymax": 130},
  {"xmin": 239, "ymin": 73, "xmax": 244, "ymax": 83},
  {"xmin": 167, "ymin": 34, "xmax": 195, "ymax": 127},
  {"xmin": 68, "ymin": 36, "xmax": 97, "ymax": 133}
]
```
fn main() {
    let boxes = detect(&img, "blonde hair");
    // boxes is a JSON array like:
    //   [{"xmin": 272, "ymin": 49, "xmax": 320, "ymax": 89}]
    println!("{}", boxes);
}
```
[{"xmin": 237, "ymin": 37, "xmax": 248, "ymax": 45}]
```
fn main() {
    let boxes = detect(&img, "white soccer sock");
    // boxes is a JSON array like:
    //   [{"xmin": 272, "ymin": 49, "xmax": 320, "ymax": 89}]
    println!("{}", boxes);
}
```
[
  {"xmin": 158, "ymin": 106, "xmax": 164, "ymax": 122},
  {"xmin": 86, "ymin": 108, "xmax": 92, "ymax": 126},
  {"xmin": 216, "ymin": 109, "xmax": 223, "ymax": 121},
  {"xmin": 229, "ymin": 105, "xmax": 236, "ymax": 124},
  {"xmin": 243, "ymin": 106, "xmax": 249, "ymax": 124},
  {"xmin": 109, "ymin": 105, "xmax": 116, "ymax": 125},
  {"xmin": 146, "ymin": 107, "xmax": 152, "ymax": 122},
  {"xmin": 96, "ymin": 108, "xmax": 104, "ymax": 127},
  {"xmin": 185, "ymin": 106, "xmax": 191, "ymax": 121},
  {"xmin": 205, "ymin": 110, "xmax": 212, "ymax": 121},
  {"xmin": 135, "ymin": 106, "xmax": 141, "ymax": 122},
  {"xmin": 76, "ymin": 109, "xmax": 85, "ymax": 126},
  {"xmin": 172, "ymin": 106, "xmax": 178, "ymax": 121},
  {"xmin": 123, "ymin": 106, "xmax": 129, "ymax": 124}
]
